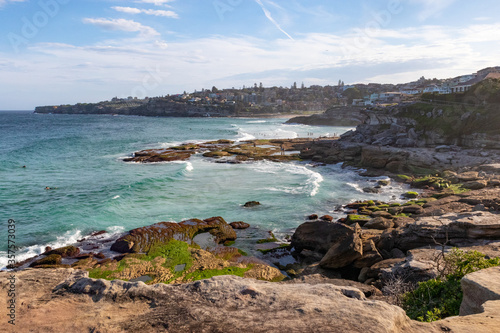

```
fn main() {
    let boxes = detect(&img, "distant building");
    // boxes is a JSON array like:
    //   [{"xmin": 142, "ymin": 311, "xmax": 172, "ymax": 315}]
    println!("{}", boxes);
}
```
[{"xmin": 450, "ymin": 71, "xmax": 500, "ymax": 93}]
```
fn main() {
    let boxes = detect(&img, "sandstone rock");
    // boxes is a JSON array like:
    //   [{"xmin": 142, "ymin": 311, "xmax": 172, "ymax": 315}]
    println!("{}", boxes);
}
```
[
  {"xmin": 371, "ymin": 211, "xmax": 394, "ymax": 219},
  {"xmin": 457, "ymin": 171, "xmax": 480, "ymax": 182},
  {"xmin": 229, "ymin": 221, "xmax": 250, "ymax": 229},
  {"xmin": 394, "ymin": 211, "xmax": 500, "ymax": 251},
  {"xmin": 460, "ymin": 266, "xmax": 500, "ymax": 316},
  {"xmin": 2, "ymin": 268, "xmax": 498, "ymax": 332},
  {"xmin": 365, "ymin": 217, "xmax": 394, "ymax": 230},
  {"xmin": 393, "ymin": 217, "xmax": 414, "ymax": 228},
  {"xmin": 319, "ymin": 231, "xmax": 363, "ymax": 269},
  {"xmin": 353, "ymin": 240, "xmax": 383, "ymax": 268},
  {"xmin": 289, "ymin": 274, "xmax": 382, "ymax": 298},
  {"xmin": 111, "ymin": 217, "xmax": 236, "ymax": 254},
  {"xmin": 462, "ymin": 180, "xmax": 488, "ymax": 190},
  {"xmin": 379, "ymin": 248, "xmax": 444, "ymax": 284},
  {"xmin": 402, "ymin": 205, "xmax": 424, "ymax": 215},
  {"xmin": 291, "ymin": 221, "xmax": 359, "ymax": 254}
]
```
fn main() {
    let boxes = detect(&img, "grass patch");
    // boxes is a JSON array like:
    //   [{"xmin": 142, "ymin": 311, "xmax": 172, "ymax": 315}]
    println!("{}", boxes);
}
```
[
  {"xmin": 184, "ymin": 266, "xmax": 251, "ymax": 281},
  {"xmin": 88, "ymin": 259, "xmax": 130, "ymax": 280},
  {"xmin": 449, "ymin": 184, "xmax": 469, "ymax": 194}
]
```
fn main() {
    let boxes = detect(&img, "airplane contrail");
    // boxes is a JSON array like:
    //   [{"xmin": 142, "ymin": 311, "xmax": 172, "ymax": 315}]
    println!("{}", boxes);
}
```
[{"xmin": 254, "ymin": 0, "xmax": 294, "ymax": 40}]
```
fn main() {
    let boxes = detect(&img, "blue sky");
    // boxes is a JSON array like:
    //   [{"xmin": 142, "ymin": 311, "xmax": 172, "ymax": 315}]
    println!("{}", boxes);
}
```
[{"xmin": 1, "ymin": 0, "xmax": 500, "ymax": 109}]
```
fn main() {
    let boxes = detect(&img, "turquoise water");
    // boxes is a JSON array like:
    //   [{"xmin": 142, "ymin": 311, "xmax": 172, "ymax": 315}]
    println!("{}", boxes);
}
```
[{"xmin": 0, "ymin": 112, "xmax": 408, "ymax": 267}]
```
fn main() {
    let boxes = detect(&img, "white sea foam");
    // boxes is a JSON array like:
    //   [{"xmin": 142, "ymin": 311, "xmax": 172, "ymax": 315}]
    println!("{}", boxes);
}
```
[
  {"xmin": 253, "ymin": 161, "xmax": 323, "ymax": 197},
  {"xmin": 112, "ymin": 195, "xmax": 120, "ymax": 200},
  {"xmin": 235, "ymin": 128, "xmax": 256, "ymax": 142},
  {"xmin": 346, "ymin": 182, "xmax": 364, "ymax": 193},
  {"xmin": 159, "ymin": 140, "xmax": 206, "ymax": 148},
  {"xmin": 246, "ymin": 120, "xmax": 267, "ymax": 124},
  {"xmin": 171, "ymin": 160, "xmax": 194, "ymax": 172},
  {"xmin": 0, "ymin": 229, "xmax": 84, "ymax": 270}
]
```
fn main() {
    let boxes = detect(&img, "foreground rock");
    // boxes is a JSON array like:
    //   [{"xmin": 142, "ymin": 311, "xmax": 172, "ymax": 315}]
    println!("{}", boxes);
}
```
[
  {"xmin": 0, "ymin": 269, "xmax": 426, "ymax": 332},
  {"xmin": 4, "ymin": 268, "xmax": 500, "ymax": 332},
  {"xmin": 460, "ymin": 266, "xmax": 500, "ymax": 315}
]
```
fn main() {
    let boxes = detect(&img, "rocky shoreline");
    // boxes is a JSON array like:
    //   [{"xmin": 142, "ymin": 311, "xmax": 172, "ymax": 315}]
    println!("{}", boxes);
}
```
[{"xmin": 3, "ymin": 118, "xmax": 500, "ymax": 331}]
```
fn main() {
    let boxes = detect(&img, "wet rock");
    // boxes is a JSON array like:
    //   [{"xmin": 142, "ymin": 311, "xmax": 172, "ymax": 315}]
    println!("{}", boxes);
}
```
[
  {"xmin": 320, "ymin": 215, "xmax": 334, "ymax": 222},
  {"xmin": 45, "ymin": 246, "xmax": 80, "ymax": 258},
  {"xmin": 363, "ymin": 187, "xmax": 380, "ymax": 194},
  {"xmin": 30, "ymin": 254, "xmax": 62, "ymax": 267},
  {"xmin": 229, "ymin": 221, "xmax": 250, "ymax": 229},
  {"xmin": 124, "ymin": 148, "xmax": 195, "ymax": 163},
  {"xmin": 243, "ymin": 201, "xmax": 261, "ymax": 208},
  {"xmin": 111, "ymin": 217, "xmax": 236, "ymax": 254},
  {"xmin": 308, "ymin": 214, "xmax": 319, "ymax": 220}
]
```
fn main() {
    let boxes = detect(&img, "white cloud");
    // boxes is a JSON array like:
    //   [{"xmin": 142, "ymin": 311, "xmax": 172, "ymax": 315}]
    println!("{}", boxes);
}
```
[
  {"xmin": 3, "ymin": 22, "xmax": 500, "ymax": 109},
  {"xmin": 134, "ymin": 0, "xmax": 174, "ymax": 6},
  {"xmin": 112, "ymin": 6, "xmax": 178, "ymax": 18},
  {"xmin": 0, "ymin": 0, "xmax": 26, "ymax": 8},
  {"xmin": 82, "ymin": 18, "xmax": 160, "ymax": 38}
]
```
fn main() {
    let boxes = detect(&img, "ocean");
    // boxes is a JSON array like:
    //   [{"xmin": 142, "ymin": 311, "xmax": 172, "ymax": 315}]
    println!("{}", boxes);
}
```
[{"xmin": 0, "ymin": 111, "xmax": 409, "ymax": 268}]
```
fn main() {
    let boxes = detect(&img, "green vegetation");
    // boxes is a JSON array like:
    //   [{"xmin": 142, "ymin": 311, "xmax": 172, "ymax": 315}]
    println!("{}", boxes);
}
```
[
  {"xmin": 404, "ymin": 191, "xmax": 419, "ymax": 199},
  {"xmin": 145, "ymin": 240, "xmax": 193, "ymax": 270},
  {"xmin": 258, "ymin": 244, "xmax": 289, "ymax": 255},
  {"xmin": 89, "ymin": 259, "xmax": 130, "ymax": 280},
  {"xmin": 184, "ymin": 266, "xmax": 251, "ymax": 281},
  {"xmin": 403, "ymin": 249, "xmax": 500, "ymax": 322},
  {"xmin": 237, "ymin": 249, "xmax": 248, "ymax": 256},
  {"xmin": 345, "ymin": 214, "xmax": 371, "ymax": 224},
  {"xmin": 397, "ymin": 174, "xmax": 412, "ymax": 181}
]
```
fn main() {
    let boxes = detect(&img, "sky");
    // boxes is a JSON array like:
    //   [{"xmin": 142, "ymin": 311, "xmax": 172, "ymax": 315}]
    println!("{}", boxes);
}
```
[{"xmin": 1, "ymin": 0, "xmax": 500, "ymax": 110}]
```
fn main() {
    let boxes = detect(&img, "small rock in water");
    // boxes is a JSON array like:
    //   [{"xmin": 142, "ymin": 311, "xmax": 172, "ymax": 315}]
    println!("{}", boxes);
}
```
[
  {"xmin": 243, "ymin": 201, "xmax": 261, "ymax": 208},
  {"xmin": 308, "ymin": 214, "xmax": 319, "ymax": 220},
  {"xmin": 363, "ymin": 187, "xmax": 380, "ymax": 194},
  {"xmin": 320, "ymin": 215, "xmax": 334, "ymax": 222},
  {"xmin": 230, "ymin": 221, "xmax": 250, "ymax": 229}
]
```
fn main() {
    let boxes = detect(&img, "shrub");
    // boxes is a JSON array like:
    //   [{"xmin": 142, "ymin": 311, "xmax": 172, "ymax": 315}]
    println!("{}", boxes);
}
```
[{"xmin": 402, "ymin": 248, "xmax": 500, "ymax": 322}]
